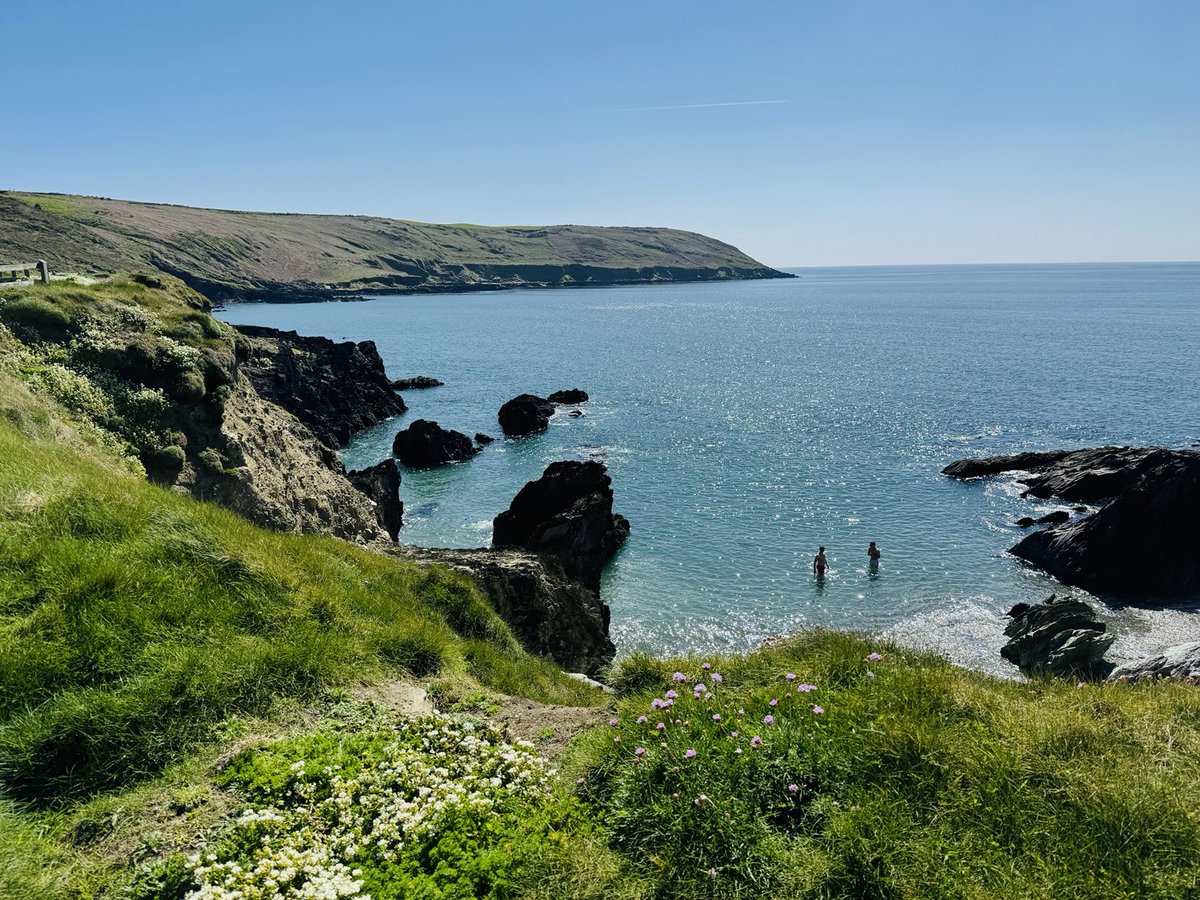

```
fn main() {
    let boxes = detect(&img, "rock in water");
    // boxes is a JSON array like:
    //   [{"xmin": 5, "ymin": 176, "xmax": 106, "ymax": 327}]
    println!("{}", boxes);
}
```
[
  {"xmin": 493, "ymin": 460, "xmax": 630, "ymax": 593},
  {"xmin": 1011, "ymin": 453, "xmax": 1200, "ymax": 600},
  {"xmin": 946, "ymin": 446, "xmax": 1200, "ymax": 602},
  {"xmin": 548, "ymin": 388, "xmax": 589, "ymax": 404},
  {"xmin": 1108, "ymin": 641, "xmax": 1200, "ymax": 683},
  {"xmin": 1000, "ymin": 595, "xmax": 1114, "ymax": 678},
  {"xmin": 390, "ymin": 376, "xmax": 444, "ymax": 390},
  {"xmin": 234, "ymin": 325, "xmax": 406, "ymax": 449},
  {"xmin": 498, "ymin": 394, "xmax": 555, "ymax": 437},
  {"xmin": 392, "ymin": 419, "xmax": 479, "ymax": 468},
  {"xmin": 348, "ymin": 460, "xmax": 403, "ymax": 541},
  {"xmin": 475, "ymin": 433, "xmax": 495, "ymax": 445}
]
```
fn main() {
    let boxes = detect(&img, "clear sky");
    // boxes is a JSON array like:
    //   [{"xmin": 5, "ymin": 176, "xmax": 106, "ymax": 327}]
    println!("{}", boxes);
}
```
[{"xmin": 5, "ymin": 1, "xmax": 1198, "ymax": 266}]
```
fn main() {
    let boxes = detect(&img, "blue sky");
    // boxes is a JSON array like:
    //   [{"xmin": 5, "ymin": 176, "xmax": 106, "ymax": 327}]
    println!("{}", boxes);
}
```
[{"xmin": 5, "ymin": 0, "xmax": 1198, "ymax": 266}]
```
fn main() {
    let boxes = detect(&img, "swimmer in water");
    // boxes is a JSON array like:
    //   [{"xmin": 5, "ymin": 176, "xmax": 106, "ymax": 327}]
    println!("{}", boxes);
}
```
[
  {"xmin": 813, "ymin": 546, "xmax": 828, "ymax": 577},
  {"xmin": 868, "ymin": 541, "xmax": 881, "ymax": 561}
]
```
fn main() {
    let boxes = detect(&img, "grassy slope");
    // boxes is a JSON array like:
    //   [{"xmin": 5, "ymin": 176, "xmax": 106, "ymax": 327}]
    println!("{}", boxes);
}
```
[
  {"xmin": 0, "ymin": 191, "xmax": 785, "ymax": 298},
  {"xmin": 0, "ymin": 353, "xmax": 600, "ymax": 896}
]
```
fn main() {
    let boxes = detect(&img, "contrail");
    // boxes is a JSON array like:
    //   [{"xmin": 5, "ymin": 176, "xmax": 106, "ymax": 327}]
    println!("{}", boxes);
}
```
[{"xmin": 594, "ymin": 99, "xmax": 788, "ymax": 113}]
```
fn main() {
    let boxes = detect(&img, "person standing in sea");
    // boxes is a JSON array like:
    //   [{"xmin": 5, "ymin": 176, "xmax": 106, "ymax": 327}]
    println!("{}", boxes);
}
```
[{"xmin": 813, "ymin": 546, "xmax": 828, "ymax": 578}]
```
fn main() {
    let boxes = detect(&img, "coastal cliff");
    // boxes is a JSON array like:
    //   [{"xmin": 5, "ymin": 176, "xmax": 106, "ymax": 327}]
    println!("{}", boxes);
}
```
[{"xmin": 0, "ymin": 191, "xmax": 792, "ymax": 302}]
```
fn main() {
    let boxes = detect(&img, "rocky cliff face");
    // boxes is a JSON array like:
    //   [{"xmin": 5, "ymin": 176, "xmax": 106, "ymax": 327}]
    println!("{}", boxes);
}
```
[
  {"xmin": 233, "ymin": 324, "xmax": 406, "ymax": 448},
  {"xmin": 397, "ymin": 547, "xmax": 614, "ymax": 678},
  {"xmin": 205, "ymin": 376, "xmax": 384, "ymax": 541}
]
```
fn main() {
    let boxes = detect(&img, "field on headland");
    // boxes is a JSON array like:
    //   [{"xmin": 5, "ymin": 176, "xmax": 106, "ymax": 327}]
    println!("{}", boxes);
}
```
[
  {"xmin": 0, "ymin": 277, "xmax": 1198, "ymax": 898},
  {"xmin": 0, "ymin": 191, "xmax": 789, "ymax": 303}
]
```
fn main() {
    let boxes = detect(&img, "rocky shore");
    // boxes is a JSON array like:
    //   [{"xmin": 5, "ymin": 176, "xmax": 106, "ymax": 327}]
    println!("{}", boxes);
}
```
[{"xmin": 944, "ymin": 447, "xmax": 1200, "ymax": 602}]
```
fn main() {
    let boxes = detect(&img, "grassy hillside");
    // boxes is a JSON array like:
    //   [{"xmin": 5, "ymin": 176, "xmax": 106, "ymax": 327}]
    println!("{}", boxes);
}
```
[
  {"xmin": 0, "ymin": 191, "xmax": 790, "ymax": 301},
  {"xmin": 0, "ymin": 349, "xmax": 601, "ymax": 896}
]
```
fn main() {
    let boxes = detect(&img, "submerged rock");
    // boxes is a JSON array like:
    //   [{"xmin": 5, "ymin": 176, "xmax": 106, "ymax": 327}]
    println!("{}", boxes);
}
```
[
  {"xmin": 943, "ymin": 447, "xmax": 1176, "ymax": 503},
  {"xmin": 475, "ymin": 432, "xmax": 495, "ymax": 445},
  {"xmin": 1001, "ymin": 595, "xmax": 1114, "ymax": 678},
  {"xmin": 498, "ymin": 394, "xmax": 555, "ymax": 437},
  {"xmin": 493, "ymin": 460, "xmax": 629, "ymax": 593},
  {"xmin": 348, "ymin": 459, "xmax": 403, "ymax": 542},
  {"xmin": 1016, "ymin": 510, "xmax": 1071, "ymax": 527},
  {"xmin": 548, "ymin": 388, "xmax": 589, "ymax": 404},
  {"xmin": 1108, "ymin": 641, "xmax": 1200, "ymax": 683},
  {"xmin": 392, "ymin": 419, "xmax": 479, "ymax": 468}
]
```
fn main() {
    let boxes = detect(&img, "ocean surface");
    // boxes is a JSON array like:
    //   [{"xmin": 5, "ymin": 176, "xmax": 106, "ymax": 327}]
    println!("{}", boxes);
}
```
[{"xmin": 218, "ymin": 263, "xmax": 1200, "ymax": 676}]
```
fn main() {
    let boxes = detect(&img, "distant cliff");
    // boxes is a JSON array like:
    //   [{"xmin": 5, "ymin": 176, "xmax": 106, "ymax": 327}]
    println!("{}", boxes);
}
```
[{"xmin": 0, "ymin": 190, "xmax": 792, "ymax": 302}]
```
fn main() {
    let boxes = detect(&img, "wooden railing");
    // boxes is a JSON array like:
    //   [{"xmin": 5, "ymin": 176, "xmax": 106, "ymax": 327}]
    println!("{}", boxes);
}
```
[{"xmin": 0, "ymin": 261, "xmax": 49, "ymax": 284}]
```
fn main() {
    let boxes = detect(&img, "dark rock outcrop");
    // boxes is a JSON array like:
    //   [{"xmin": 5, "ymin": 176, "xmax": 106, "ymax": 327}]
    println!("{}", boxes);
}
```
[
  {"xmin": 548, "ymin": 388, "xmax": 589, "ymax": 404},
  {"xmin": 1012, "ymin": 452, "xmax": 1200, "ymax": 600},
  {"xmin": 391, "ymin": 376, "xmax": 444, "ymax": 390},
  {"xmin": 943, "ymin": 447, "xmax": 1176, "ymax": 504},
  {"xmin": 234, "ymin": 325, "xmax": 406, "ymax": 448},
  {"xmin": 1001, "ymin": 595, "xmax": 1114, "ymax": 678},
  {"xmin": 498, "ymin": 394, "xmax": 555, "ymax": 437},
  {"xmin": 475, "ymin": 433, "xmax": 495, "ymax": 445},
  {"xmin": 947, "ymin": 447, "xmax": 1200, "ymax": 601},
  {"xmin": 392, "ymin": 419, "xmax": 479, "ymax": 468},
  {"xmin": 348, "ymin": 460, "xmax": 403, "ymax": 541},
  {"xmin": 1108, "ymin": 641, "xmax": 1200, "ymax": 683},
  {"xmin": 398, "ymin": 547, "xmax": 614, "ymax": 678},
  {"xmin": 493, "ymin": 460, "xmax": 629, "ymax": 593}
]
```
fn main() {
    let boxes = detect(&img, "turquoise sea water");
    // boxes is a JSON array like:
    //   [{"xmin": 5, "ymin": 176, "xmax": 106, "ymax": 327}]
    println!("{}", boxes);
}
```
[{"xmin": 218, "ymin": 263, "xmax": 1200, "ymax": 675}]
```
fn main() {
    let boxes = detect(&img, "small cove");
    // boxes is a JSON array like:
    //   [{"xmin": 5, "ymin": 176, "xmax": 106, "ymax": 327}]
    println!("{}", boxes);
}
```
[{"xmin": 218, "ymin": 262, "xmax": 1200, "ymax": 676}]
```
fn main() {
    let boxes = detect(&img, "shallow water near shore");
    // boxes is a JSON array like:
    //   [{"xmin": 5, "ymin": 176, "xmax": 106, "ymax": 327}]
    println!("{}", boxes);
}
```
[{"xmin": 218, "ymin": 262, "xmax": 1200, "ymax": 676}]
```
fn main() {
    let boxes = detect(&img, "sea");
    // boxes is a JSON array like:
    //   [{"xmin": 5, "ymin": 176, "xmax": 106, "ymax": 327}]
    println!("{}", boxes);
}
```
[{"xmin": 217, "ymin": 262, "xmax": 1200, "ymax": 676}]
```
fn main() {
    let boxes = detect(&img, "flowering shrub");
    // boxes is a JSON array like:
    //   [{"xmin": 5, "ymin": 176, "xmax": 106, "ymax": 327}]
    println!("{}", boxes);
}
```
[{"xmin": 186, "ymin": 714, "xmax": 555, "ymax": 899}]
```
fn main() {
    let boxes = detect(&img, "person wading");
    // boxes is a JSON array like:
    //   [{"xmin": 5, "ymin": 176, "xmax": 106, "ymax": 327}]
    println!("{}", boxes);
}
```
[{"xmin": 813, "ymin": 546, "xmax": 828, "ymax": 577}]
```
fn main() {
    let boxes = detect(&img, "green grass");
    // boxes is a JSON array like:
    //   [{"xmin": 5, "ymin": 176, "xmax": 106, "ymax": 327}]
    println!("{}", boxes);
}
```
[{"xmin": 555, "ymin": 634, "xmax": 1200, "ymax": 898}]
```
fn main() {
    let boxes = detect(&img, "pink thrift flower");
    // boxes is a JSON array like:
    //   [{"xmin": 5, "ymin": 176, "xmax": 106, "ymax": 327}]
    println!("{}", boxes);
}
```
[
  {"xmin": 609, "ymin": 718, "xmax": 619, "ymax": 727},
  {"xmin": 763, "ymin": 714, "xmax": 775, "ymax": 725},
  {"xmin": 637, "ymin": 715, "xmax": 648, "ymax": 724},
  {"xmin": 651, "ymin": 698, "xmax": 664, "ymax": 710},
  {"xmin": 730, "ymin": 730, "xmax": 739, "ymax": 738},
  {"xmin": 788, "ymin": 783, "xmax": 799, "ymax": 793},
  {"xmin": 712, "ymin": 713, "xmax": 722, "ymax": 722},
  {"xmin": 786, "ymin": 672, "xmax": 797, "ymax": 681},
  {"xmin": 685, "ymin": 748, "xmax": 697, "ymax": 759},
  {"xmin": 797, "ymin": 684, "xmax": 817, "ymax": 693},
  {"xmin": 769, "ymin": 698, "xmax": 778, "ymax": 707},
  {"xmin": 750, "ymin": 735, "xmax": 762, "ymax": 747},
  {"xmin": 666, "ymin": 689, "xmax": 678, "ymax": 700},
  {"xmin": 672, "ymin": 672, "xmax": 686, "ymax": 682},
  {"xmin": 702, "ymin": 662, "xmax": 711, "ymax": 670},
  {"xmin": 634, "ymin": 747, "xmax": 646, "ymax": 757},
  {"xmin": 866, "ymin": 652, "xmax": 883, "ymax": 661},
  {"xmin": 710, "ymin": 672, "xmax": 723, "ymax": 683},
  {"xmin": 656, "ymin": 722, "xmax": 666, "ymax": 731},
  {"xmin": 812, "ymin": 705, "xmax": 824, "ymax": 715}
]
